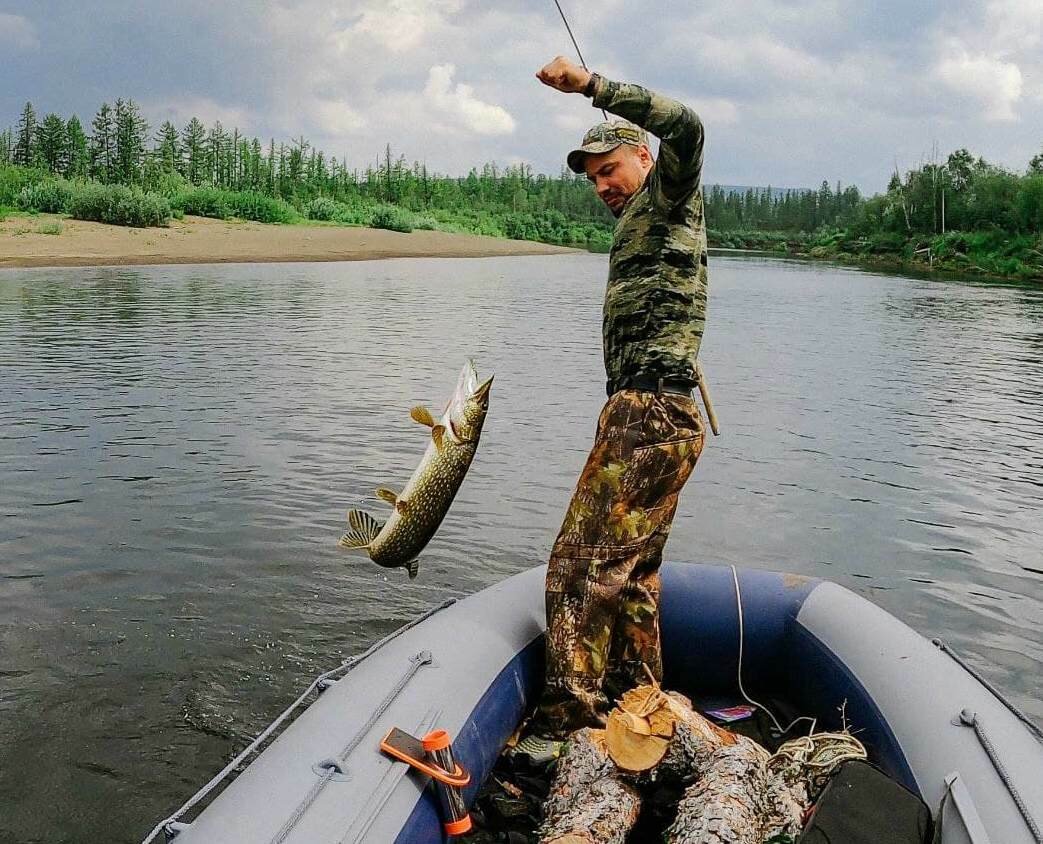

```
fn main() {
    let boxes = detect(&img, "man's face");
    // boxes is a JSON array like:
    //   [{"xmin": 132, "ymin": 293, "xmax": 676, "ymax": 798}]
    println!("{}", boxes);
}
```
[{"xmin": 583, "ymin": 144, "xmax": 653, "ymax": 217}]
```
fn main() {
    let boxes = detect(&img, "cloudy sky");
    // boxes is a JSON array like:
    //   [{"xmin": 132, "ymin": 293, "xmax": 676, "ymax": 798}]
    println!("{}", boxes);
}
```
[{"xmin": 2, "ymin": 0, "xmax": 1041, "ymax": 192}]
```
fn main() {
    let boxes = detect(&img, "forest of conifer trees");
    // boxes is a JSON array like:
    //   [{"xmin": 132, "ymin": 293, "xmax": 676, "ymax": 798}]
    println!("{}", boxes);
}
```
[{"xmin": 2, "ymin": 97, "xmax": 1042, "ymax": 277}]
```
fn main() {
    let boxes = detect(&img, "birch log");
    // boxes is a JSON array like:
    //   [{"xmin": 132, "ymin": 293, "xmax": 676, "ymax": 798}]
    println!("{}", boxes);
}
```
[
  {"xmin": 665, "ymin": 721, "xmax": 807, "ymax": 844},
  {"xmin": 542, "ymin": 686, "xmax": 809, "ymax": 844},
  {"xmin": 538, "ymin": 728, "xmax": 642, "ymax": 844}
]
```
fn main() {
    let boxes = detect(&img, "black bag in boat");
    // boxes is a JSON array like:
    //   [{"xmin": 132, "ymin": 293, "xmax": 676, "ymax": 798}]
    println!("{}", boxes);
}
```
[{"xmin": 797, "ymin": 759, "xmax": 932, "ymax": 844}]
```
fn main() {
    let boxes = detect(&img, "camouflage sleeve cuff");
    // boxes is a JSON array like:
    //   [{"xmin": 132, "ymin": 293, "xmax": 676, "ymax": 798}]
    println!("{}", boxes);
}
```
[{"xmin": 584, "ymin": 72, "xmax": 602, "ymax": 99}]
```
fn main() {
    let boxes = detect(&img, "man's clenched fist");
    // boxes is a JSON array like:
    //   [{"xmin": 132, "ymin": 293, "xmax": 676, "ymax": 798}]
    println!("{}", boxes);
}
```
[{"xmin": 536, "ymin": 56, "xmax": 592, "ymax": 94}]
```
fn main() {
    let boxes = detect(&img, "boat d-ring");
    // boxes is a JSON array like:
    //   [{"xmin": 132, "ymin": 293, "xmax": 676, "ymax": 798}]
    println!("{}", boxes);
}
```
[{"xmin": 313, "ymin": 757, "xmax": 352, "ymax": 782}]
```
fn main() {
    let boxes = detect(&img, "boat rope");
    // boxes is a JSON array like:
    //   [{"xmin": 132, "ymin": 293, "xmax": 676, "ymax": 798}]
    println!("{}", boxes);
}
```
[
  {"xmin": 141, "ymin": 597, "xmax": 457, "ymax": 844},
  {"xmin": 731, "ymin": 565, "xmax": 817, "ymax": 736},
  {"xmin": 269, "ymin": 650, "xmax": 433, "ymax": 844},
  {"xmin": 549, "ymin": 0, "xmax": 608, "ymax": 120},
  {"xmin": 767, "ymin": 731, "xmax": 867, "ymax": 797},
  {"xmin": 932, "ymin": 638, "xmax": 1043, "ymax": 743},
  {"xmin": 956, "ymin": 709, "xmax": 1043, "ymax": 843}
]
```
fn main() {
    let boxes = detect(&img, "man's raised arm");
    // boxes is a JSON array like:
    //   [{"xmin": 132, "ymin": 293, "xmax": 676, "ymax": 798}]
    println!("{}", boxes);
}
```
[
  {"xmin": 588, "ymin": 74, "xmax": 704, "ymax": 207},
  {"xmin": 536, "ymin": 56, "xmax": 704, "ymax": 207}
]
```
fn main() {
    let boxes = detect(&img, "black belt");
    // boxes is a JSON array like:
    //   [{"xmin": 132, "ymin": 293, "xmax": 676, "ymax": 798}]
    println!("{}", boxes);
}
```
[{"xmin": 608, "ymin": 375, "xmax": 697, "ymax": 397}]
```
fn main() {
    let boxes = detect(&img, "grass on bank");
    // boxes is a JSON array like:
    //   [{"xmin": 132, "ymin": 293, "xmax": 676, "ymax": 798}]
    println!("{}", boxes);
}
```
[{"xmin": 35, "ymin": 220, "xmax": 62, "ymax": 235}]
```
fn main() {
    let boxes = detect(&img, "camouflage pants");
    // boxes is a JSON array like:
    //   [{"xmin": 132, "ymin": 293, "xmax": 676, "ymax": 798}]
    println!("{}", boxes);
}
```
[{"xmin": 531, "ymin": 388, "xmax": 705, "ymax": 739}]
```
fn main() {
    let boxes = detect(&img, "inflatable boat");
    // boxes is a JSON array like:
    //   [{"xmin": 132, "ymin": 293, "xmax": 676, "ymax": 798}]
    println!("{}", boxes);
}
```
[{"xmin": 146, "ymin": 563, "xmax": 1043, "ymax": 844}]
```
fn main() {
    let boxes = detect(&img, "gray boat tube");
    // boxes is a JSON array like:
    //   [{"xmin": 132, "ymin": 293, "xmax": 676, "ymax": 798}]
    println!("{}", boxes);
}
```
[{"xmin": 158, "ymin": 563, "xmax": 1042, "ymax": 844}]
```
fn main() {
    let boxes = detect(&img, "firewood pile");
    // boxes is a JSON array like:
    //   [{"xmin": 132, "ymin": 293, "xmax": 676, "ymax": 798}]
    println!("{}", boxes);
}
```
[
  {"xmin": 539, "ymin": 685, "xmax": 812, "ymax": 844},
  {"xmin": 468, "ymin": 685, "xmax": 866, "ymax": 844}
]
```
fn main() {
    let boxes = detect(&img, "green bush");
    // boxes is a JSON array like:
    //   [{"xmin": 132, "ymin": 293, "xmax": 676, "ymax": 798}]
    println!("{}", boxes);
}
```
[
  {"xmin": 370, "ymin": 204, "xmax": 414, "ymax": 233},
  {"xmin": 0, "ymin": 164, "xmax": 47, "ymax": 206},
  {"xmin": 332, "ymin": 204, "xmax": 375, "ymax": 225},
  {"xmin": 69, "ymin": 183, "xmax": 171, "ymax": 227},
  {"xmin": 16, "ymin": 180, "xmax": 75, "ymax": 214},
  {"xmin": 148, "ymin": 170, "xmax": 190, "ymax": 199},
  {"xmin": 228, "ymin": 190, "xmax": 296, "ymax": 223},
  {"xmin": 586, "ymin": 229, "xmax": 613, "ymax": 252},
  {"xmin": 305, "ymin": 196, "xmax": 340, "ymax": 221},
  {"xmin": 171, "ymin": 187, "xmax": 296, "ymax": 223},
  {"xmin": 36, "ymin": 221, "xmax": 63, "ymax": 235},
  {"xmin": 171, "ymin": 187, "xmax": 231, "ymax": 219}
]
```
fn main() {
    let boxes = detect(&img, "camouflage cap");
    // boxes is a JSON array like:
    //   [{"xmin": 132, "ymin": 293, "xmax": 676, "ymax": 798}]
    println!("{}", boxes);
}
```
[{"xmin": 566, "ymin": 119, "xmax": 649, "ymax": 174}]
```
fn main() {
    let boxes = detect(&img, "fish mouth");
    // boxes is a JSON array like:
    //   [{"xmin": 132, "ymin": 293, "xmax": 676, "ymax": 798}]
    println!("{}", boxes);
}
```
[
  {"xmin": 471, "ymin": 375, "xmax": 493, "ymax": 401},
  {"xmin": 454, "ymin": 359, "xmax": 480, "ymax": 400}
]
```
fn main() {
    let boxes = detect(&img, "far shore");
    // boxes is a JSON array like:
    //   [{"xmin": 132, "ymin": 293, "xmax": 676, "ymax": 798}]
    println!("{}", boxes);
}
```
[{"xmin": 0, "ymin": 214, "xmax": 581, "ymax": 270}]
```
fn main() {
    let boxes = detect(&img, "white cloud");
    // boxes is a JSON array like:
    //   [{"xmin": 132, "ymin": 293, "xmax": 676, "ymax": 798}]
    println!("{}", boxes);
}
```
[
  {"xmin": 12, "ymin": 0, "xmax": 1043, "ymax": 191},
  {"xmin": 936, "ymin": 47, "xmax": 1023, "ymax": 121},
  {"xmin": 986, "ymin": 0, "xmax": 1043, "ymax": 52},
  {"xmin": 350, "ymin": 0, "xmax": 462, "ymax": 53},
  {"xmin": 0, "ymin": 12, "xmax": 39, "ymax": 50},
  {"xmin": 927, "ymin": 0, "xmax": 1038, "ymax": 122},
  {"xmin": 423, "ymin": 64, "xmax": 516, "ymax": 136},
  {"xmin": 309, "ymin": 98, "xmax": 368, "ymax": 135},
  {"xmin": 554, "ymin": 111, "xmax": 592, "ymax": 133},
  {"xmin": 689, "ymin": 97, "xmax": 740, "ymax": 127},
  {"xmin": 143, "ymin": 97, "xmax": 253, "ymax": 132},
  {"xmin": 699, "ymin": 34, "xmax": 829, "ymax": 83}
]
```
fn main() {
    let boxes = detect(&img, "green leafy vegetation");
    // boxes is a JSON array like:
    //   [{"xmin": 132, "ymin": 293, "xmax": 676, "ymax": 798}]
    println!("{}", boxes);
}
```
[
  {"xmin": 16, "ymin": 178, "xmax": 75, "ymax": 213},
  {"xmin": 169, "ymin": 186, "xmax": 297, "ymax": 224},
  {"xmin": 0, "ymin": 99, "xmax": 613, "ymax": 242},
  {"xmin": 67, "ymin": 183, "xmax": 171, "ymax": 227},
  {"xmin": 703, "ymin": 150, "xmax": 1043, "ymax": 280},
  {"xmin": 36, "ymin": 220, "xmax": 63, "ymax": 235},
  {"xmin": 1, "ymin": 96, "xmax": 1040, "ymax": 277},
  {"xmin": 370, "ymin": 204, "xmax": 415, "ymax": 233}
]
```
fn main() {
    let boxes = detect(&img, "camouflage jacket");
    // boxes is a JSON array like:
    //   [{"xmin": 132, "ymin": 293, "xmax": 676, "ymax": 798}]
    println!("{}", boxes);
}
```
[{"xmin": 589, "ymin": 76, "xmax": 708, "ymax": 390}]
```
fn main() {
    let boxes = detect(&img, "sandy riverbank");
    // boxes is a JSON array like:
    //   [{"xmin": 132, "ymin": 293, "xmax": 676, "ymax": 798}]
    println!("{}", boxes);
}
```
[{"xmin": 0, "ymin": 214, "xmax": 581, "ymax": 269}]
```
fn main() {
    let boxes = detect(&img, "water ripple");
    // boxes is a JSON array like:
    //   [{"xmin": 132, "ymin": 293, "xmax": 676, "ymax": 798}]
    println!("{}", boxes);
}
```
[{"xmin": 0, "ymin": 256, "xmax": 1041, "ymax": 842}]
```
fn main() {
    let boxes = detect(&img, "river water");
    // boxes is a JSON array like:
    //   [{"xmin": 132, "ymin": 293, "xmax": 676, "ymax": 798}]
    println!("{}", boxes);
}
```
[{"xmin": 0, "ymin": 254, "xmax": 1040, "ymax": 842}]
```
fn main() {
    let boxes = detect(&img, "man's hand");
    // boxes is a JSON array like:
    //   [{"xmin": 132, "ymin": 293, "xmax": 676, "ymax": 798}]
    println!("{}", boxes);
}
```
[{"xmin": 536, "ymin": 56, "xmax": 592, "ymax": 94}]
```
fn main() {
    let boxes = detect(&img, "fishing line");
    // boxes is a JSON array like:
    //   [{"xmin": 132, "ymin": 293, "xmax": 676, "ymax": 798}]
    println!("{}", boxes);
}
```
[{"xmin": 550, "ymin": 0, "xmax": 609, "ymax": 120}]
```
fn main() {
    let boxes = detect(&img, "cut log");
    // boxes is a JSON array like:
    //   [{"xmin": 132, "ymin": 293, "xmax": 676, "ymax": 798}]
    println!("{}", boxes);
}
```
[
  {"xmin": 605, "ymin": 684, "xmax": 736, "ymax": 776},
  {"xmin": 666, "ymin": 737, "xmax": 770, "ymax": 844},
  {"xmin": 599, "ymin": 685, "xmax": 808, "ymax": 842},
  {"xmin": 538, "ymin": 728, "xmax": 642, "ymax": 844},
  {"xmin": 664, "ymin": 728, "xmax": 805, "ymax": 844}
]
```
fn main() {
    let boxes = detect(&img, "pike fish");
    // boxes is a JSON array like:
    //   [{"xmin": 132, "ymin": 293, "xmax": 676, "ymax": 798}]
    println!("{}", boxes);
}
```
[{"xmin": 339, "ymin": 360, "xmax": 493, "ymax": 578}]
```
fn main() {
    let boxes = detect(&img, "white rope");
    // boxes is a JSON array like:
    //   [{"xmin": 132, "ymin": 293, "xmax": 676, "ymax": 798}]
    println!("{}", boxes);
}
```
[{"xmin": 731, "ymin": 565, "xmax": 817, "ymax": 736}]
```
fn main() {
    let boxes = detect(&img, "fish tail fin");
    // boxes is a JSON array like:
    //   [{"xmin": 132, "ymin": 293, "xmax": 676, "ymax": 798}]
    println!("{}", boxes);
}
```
[
  {"xmin": 339, "ymin": 509, "xmax": 382, "ymax": 549},
  {"xmin": 406, "ymin": 558, "xmax": 420, "ymax": 579}
]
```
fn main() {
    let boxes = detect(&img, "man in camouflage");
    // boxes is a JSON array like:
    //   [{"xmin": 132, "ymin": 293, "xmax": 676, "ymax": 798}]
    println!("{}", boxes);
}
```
[{"xmin": 520, "ymin": 57, "xmax": 709, "ymax": 753}]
